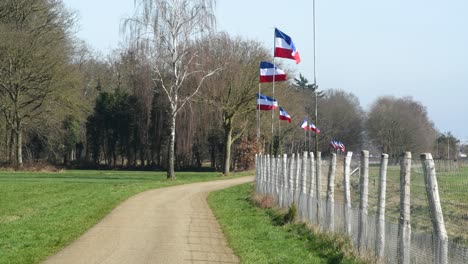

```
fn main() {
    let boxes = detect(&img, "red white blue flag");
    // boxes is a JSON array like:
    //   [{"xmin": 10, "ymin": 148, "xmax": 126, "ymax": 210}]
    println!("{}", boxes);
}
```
[
  {"xmin": 260, "ymin": 62, "xmax": 287, "ymax": 83},
  {"xmin": 274, "ymin": 28, "xmax": 301, "ymax": 64},
  {"xmin": 309, "ymin": 123, "xmax": 321, "ymax": 133},
  {"xmin": 300, "ymin": 118, "xmax": 308, "ymax": 130},
  {"xmin": 256, "ymin": 93, "xmax": 278, "ymax": 111},
  {"xmin": 279, "ymin": 107, "xmax": 291, "ymax": 123},
  {"xmin": 330, "ymin": 140, "xmax": 345, "ymax": 152}
]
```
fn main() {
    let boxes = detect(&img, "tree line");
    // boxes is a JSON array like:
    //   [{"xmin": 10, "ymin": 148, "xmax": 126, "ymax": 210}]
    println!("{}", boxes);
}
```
[{"xmin": 0, "ymin": 0, "xmax": 461, "ymax": 177}]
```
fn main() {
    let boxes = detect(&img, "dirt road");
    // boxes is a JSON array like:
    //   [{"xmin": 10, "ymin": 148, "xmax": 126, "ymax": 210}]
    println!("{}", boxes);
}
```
[{"xmin": 43, "ymin": 176, "xmax": 253, "ymax": 264}]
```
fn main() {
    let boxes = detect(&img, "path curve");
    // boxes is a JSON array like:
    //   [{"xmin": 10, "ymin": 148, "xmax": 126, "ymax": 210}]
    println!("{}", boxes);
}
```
[{"xmin": 43, "ymin": 176, "xmax": 254, "ymax": 264}]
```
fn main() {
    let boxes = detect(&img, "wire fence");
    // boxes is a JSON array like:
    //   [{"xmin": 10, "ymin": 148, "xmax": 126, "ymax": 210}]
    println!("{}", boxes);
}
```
[{"xmin": 255, "ymin": 151, "xmax": 468, "ymax": 264}]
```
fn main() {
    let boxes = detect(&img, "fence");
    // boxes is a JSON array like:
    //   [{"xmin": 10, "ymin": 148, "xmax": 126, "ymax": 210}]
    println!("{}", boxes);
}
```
[{"xmin": 255, "ymin": 151, "xmax": 468, "ymax": 264}]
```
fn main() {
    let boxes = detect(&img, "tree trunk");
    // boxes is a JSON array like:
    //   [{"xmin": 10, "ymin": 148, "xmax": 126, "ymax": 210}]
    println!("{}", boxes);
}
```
[
  {"xmin": 223, "ymin": 123, "xmax": 233, "ymax": 175},
  {"xmin": 16, "ymin": 129, "xmax": 23, "ymax": 168},
  {"xmin": 167, "ymin": 110, "xmax": 176, "ymax": 180}
]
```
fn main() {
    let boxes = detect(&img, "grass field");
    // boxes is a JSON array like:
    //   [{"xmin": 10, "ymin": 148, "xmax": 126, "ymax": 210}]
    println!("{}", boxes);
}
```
[
  {"xmin": 0, "ymin": 169, "xmax": 250, "ymax": 264},
  {"xmin": 209, "ymin": 182, "xmax": 364, "ymax": 264},
  {"xmin": 333, "ymin": 163, "xmax": 468, "ymax": 245}
]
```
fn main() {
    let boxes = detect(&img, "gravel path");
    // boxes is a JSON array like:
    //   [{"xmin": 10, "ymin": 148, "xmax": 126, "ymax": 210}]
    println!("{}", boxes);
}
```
[{"xmin": 43, "ymin": 176, "xmax": 253, "ymax": 264}]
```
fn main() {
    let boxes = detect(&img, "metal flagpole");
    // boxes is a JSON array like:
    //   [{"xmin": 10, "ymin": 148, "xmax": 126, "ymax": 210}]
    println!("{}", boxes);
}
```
[
  {"xmin": 271, "ymin": 29, "xmax": 277, "ymax": 155},
  {"xmin": 257, "ymin": 83, "xmax": 260, "ymax": 144},
  {"xmin": 313, "ymin": 0, "xmax": 319, "ymax": 157},
  {"xmin": 308, "ymin": 120, "xmax": 312, "ymax": 152}
]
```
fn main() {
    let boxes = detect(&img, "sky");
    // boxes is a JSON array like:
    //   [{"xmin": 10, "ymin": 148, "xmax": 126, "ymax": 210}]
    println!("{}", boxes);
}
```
[{"xmin": 64, "ymin": 0, "xmax": 468, "ymax": 142}]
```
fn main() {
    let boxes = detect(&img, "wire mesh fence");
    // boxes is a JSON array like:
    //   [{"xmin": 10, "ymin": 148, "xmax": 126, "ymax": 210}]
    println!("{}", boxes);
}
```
[{"xmin": 255, "ymin": 151, "xmax": 468, "ymax": 264}]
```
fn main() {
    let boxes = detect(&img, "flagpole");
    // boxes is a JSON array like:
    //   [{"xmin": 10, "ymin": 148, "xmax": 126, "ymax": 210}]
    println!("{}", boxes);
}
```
[
  {"xmin": 272, "ymin": 29, "xmax": 277, "ymax": 155},
  {"xmin": 257, "ymin": 83, "xmax": 260, "ymax": 144},
  {"xmin": 308, "ymin": 121, "xmax": 312, "ymax": 152},
  {"xmin": 313, "ymin": 0, "xmax": 319, "ymax": 157}
]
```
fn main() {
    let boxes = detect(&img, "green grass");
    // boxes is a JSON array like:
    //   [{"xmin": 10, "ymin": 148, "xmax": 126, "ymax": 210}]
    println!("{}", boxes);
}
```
[
  {"xmin": 347, "ymin": 164, "xmax": 468, "ymax": 244},
  {"xmin": 0, "ymin": 169, "xmax": 251, "ymax": 264},
  {"xmin": 209, "ymin": 183, "xmax": 364, "ymax": 264}
]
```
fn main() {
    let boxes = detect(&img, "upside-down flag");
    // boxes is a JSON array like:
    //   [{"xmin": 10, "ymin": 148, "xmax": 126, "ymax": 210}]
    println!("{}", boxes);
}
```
[
  {"xmin": 256, "ymin": 93, "xmax": 278, "ymax": 110},
  {"xmin": 300, "ymin": 118, "xmax": 308, "ymax": 130},
  {"xmin": 260, "ymin": 62, "xmax": 287, "ymax": 83},
  {"xmin": 274, "ymin": 28, "xmax": 301, "ymax": 64},
  {"xmin": 279, "ymin": 107, "xmax": 291, "ymax": 123},
  {"xmin": 330, "ymin": 140, "xmax": 345, "ymax": 152},
  {"xmin": 309, "ymin": 123, "xmax": 321, "ymax": 133}
]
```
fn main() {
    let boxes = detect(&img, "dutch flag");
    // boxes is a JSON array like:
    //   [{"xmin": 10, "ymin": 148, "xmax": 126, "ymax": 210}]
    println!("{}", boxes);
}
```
[
  {"xmin": 300, "ymin": 118, "xmax": 308, "ymax": 130},
  {"xmin": 309, "ymin": 123, "xmax": 321, "ymax": 134},
  {"xmin": 279, "ymin": 107, "xmax": 291, "ymax": 123},
  {"xmin": 256, "ymin": 93, "xmax": 278, "ymax": 111},
  {"xmin": 259, "ymin": 61, "xmax": 287, "ymax": 83},
  {"xmin": 274, "ymin": 28, "xmax": 301, "ymax": 64}
]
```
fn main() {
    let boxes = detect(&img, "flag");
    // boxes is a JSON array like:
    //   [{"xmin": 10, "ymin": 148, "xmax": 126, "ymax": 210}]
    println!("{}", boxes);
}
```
[
  {"xmin": 256, "ymin": 93, "xmax": 278, "ymax": 111},
  {"xmin": 338, "ymin": 141, "xmax": 346, "ymax": 152},
  {"xmin": 309, "ymin": 123, "xmax": 321, "ymax": 133},
  {"xmin": 274, "ymin": 28, "xmax": 301, "ymax": 64},
  {"xmin": 330, "ymin": 139, "xmax": 345, "ymax": 152},
  {"xmin": 260, "ymin": 62, "xmax": 287, "ymax": 83},
  {"xmin": 330, "ymin": 140, "xmax": 338, "ymax": 150},
  {"xmin": 279, "ymin": 107, "xmax": 291, "ymax": 123},
  {"xmin": 300, "ymin": 118, "xmax": 308, "ymax": 130}
]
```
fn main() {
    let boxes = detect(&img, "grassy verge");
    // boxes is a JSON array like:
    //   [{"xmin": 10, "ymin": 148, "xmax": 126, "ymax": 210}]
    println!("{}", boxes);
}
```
[
  {"xmin": 0, "ymin": 169, "xmax": 250, "ymax": 264},
  {"xmin": 208, "ymin": 183, "xmax": 364, "ymax": 264}
]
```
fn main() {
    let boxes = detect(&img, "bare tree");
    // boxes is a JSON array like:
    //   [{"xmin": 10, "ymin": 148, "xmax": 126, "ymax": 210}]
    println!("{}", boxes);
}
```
[
  {"xmin": 124, "ymin": 0, "xmax": 220, "ymax": 179},
  {"xmin": 198, "ymin": 33, "xmax": 268, "ymax": 175},
  {"xmin": 367, "ymin": 96, "xmax": 437, "ymax": 157},
  {"xmin": 316, "ymin": 89, "xmax": 365, "ymax": 152},
  {"xmin": 0, "ymin": 0, "xmax": 76, "ymax": 167}
]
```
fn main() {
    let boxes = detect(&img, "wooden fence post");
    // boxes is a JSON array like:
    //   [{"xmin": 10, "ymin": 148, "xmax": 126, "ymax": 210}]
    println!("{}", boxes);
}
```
[
  {"xmin": 273, "ymin": 155, "xmax": 277, "ymax": 197},
  {"xmin": 327, "ymin": 153, "xmax": 337, "ymax": 231},
  {"xmin": 264, "ymin": 155, "xmax": 269, "ymax": 194},
  {"xmin": 344, "ymin": 151, "xmax": 353, "ymax": 236},
  {"xmin": 421, "ymin": 153, "xmax": 448, "ymax": 264},
  {"xmin": 299, "ymin": 152, "xmax": 309, "ymax": 220},
  {"xmin": 289, "ymin": 154, "xmax": 295, "ymax": 206},
  {"xmin": 358, "ymin": 150, "xmax": 369, "ymax": 252},
  {"xmin": 398, "ymin": 152, "xmax": 411, "ymax": 264},
  {"xmin": 308, "ymin": 152, "xmax": 315, "ymax": 222},
  {"xmin": 275, "ymin": 155, "xmax": 281, "ymax": 204},
  {"xmin": 375, "ymin": 153, "xmax": 389, "ymax": 259},
  {"xmin": 282, "ymin": 154, "xmax": 288, "ymax": 208},
  {"xmin": 255, "ymin": 154, "xmax": 258, "ymax": 192},
  {"xmin": 316, "ymin": 151, "xmax": 322, "ymax": 227},
  {"xmin": 302, "ymin": 151, "xmax": 308, "ymax": 195},
  {"xmin": 295, "ymin": 153, "xmax": 301, "ymax": 203},
  {"xmin": 262, "ymin": 155, "xmax": 267, "ymax": 193}
]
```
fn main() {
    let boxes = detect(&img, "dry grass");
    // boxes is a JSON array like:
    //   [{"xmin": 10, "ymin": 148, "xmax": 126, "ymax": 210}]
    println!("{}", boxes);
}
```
[{"xmin": 251, "ymin": 192, "xmax": 276, "ymax": 209}]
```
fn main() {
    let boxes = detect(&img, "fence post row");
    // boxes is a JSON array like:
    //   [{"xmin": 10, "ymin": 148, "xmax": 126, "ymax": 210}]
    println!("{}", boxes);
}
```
[
  {"xmin": 421, "ymin": 153, "xmax": 448, "ymax": 264},
  {"xmin": 375, "ymin": 153, "xmax": 389, "ymax": 260},
  {"xmin": 255, "ymin": 151, "xmax": 458, "ymax": 264},
  {"xmin": 326, "ymin": 153, "xmax": 337, "ymax": 231},
  {"xmin": 344, "ymin": 151, "xmax": 353, "ymax": 236},
  {"xmin": 398, "ymin": 152, "xmax": 411, "ymax": 264}
]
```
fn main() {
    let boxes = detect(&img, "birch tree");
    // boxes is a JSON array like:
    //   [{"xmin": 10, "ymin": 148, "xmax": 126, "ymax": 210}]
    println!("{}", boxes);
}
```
[{"xmin": 125, "ymin": 0, "xmax": 220, "ymax": 179}]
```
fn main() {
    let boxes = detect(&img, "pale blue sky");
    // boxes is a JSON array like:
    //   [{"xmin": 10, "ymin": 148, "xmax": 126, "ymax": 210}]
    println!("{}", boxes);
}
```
[{"xmin": 64, "ymin": 0, "xmax": 468, "ymax": 141}]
